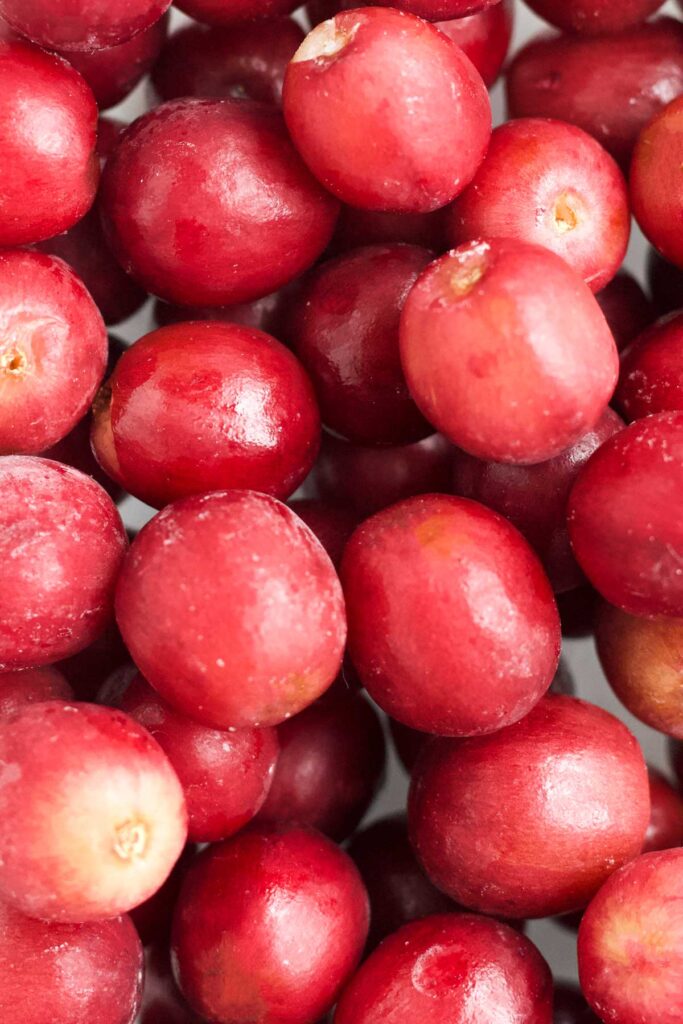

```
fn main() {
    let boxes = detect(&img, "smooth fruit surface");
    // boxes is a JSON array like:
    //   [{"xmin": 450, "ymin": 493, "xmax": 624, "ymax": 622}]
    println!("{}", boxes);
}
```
[
  {"xmin": 596, "ymin": 602, "xmax": 683, "ymax": 738},
  {"xmin": 341, "ymin": 494, "xmax": 560, "ymax": 736},
  {"xmin": 91, "ymin": 322, "xmax": 320, "ymax": 508},
  {"xmin": 311, "ymin": 432, "xmax": 454, "ymax": 518},
  {"xmin": 390, "ymin": 657, "xmax": 576, "ymax": 772},
  {"xmin": 361, "ymin": 0, "xmax": 503, "ymax": 17},
  {"xmin": 0, "ymin": 0, "xmax": 171, "ymax": 50},
  {"xmin": 568, "ymin": 412, "xmax": 683, "ymax": 617},
  {"xmin": 0, "ymin": 666, "xmax": 73, "ymax": 718},
  {"xmin": 100, "ymin": 98, "xmax": 339, "ymax": 306},
  {"xmin": 348, "ymin": 814, "xmax": 457, "ymax": 948},
  {"xmin": 257, "ymin": 682, "xmax": 385, "ymax": 841},
  {"xmin": 436, "ymin": 0, "xmax": 514, "ymax": 87},
  {"xmin": 116, "ymin": 490, "xmax": 346, "ymax": 729},
  {"xmin": 452, "ymin": 408, "xmax": 623, "ymax": 592},
  {"xmin": 409, "ymin": 696, "xmax": 650, "ymax": 918},
  {"xmin": 288, "ymin": 499, "xmax": 358, "ymax": 568},
  {"xmin": 117, "ymin": 673, "xmax": 279, "ymax": 843},
  {"xmin": 0, "ymin": 37, "xmax": 98, "ymax": 245},
  {"xmin": 616, "ymin": 311, "xmax": 683, "ymax": 419},
  {"xmin": 36, "ymin": 213, "xmax": 147, "ymax": 327},
  {"xmin": 288, "ymin": 244, "xmax": 432, "ymax": 444},
  {"xmin": 334, "ymin": 914, "xmax": 553, "ymax": 1024},
  {"xmin": 41, "ymin": 334, "xmax": 127, "ymax": 499},
  {"xmin": 644, "ymin": 767, "xmax": 683, "ymax": 853},
  {"xmin": 521, "ymin": 0, "xmax": 664, "ymax": 36},
  {"xmin": 283, "ymin": 7, "xmax": 491, "ymax": 212},
  {"xmin": 153, "ymin": 292, "xmax": 288, "ymax": 335},
  {"xmin": 506, "ymin": 20, "xmax": 683, "ymax": 168},
  {"xmin": 0, "ymin": 250, "xmax": 107, "ymax": 454},
  {"xmin": 174, "ymin": 0, "xmax": 299, "ymax": 25},
  {"xmin": 400, "ymin": 239, "xmax": 619, "ymax": 463},
  {"xmin": 446, "ymin": 118, "xmax": 630, "ymax": 292},
  {"xmin": 0, "ymin": 457, "xmax": 127, "ymax": 670},
  {"xmin": 595, "ymin": 271, "xmax": 653, "ymax": 352},
  {"xmin": 60, "ymin": 13, "xmax": 169, "ymax": 108},
  {"xmin": 151, "ymin": 19, "xmax": 303, "ymax": 105},
  {"xmin": 0, "ymin": 701, "xmax": 187, "ymax": 922},
  {"xmin": 578, "ymin": 850, "xmax": 683, "ymax": 1024},
  {"xmin": 129, "ymin": 846, "xmax": 195, "ymax": 947},
  {"xmin": 0, "ymin": 902, "xmax": 143, "ymax": 1024},
  {"xmin": 631, "ymin": 95, "xmax": 683, "ymax": 270},
  {"xmin": 172, "ymin": 825, "xmax": 369, "ymax": 1024}
]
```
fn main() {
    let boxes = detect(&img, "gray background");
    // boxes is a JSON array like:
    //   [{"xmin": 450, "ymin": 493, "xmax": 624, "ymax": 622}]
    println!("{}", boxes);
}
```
[{"xmin": 111, "ymin": 0, "xmax": 679, "ymax": 983}]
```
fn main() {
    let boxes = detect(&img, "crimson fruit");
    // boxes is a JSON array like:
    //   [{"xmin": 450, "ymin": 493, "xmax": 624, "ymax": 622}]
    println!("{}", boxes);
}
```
[
  {"xmin": 595, "ymin": 271, "xmax": 654, "ymax": 352},
  {"xmin": 310, "ymin": 432, "xmax": 454, "ymax": 518},
  {"xmin": 341, "ymin": 493, "xmax": 560, "ymax": 736},
  {"xmin": 100, "ymin": 98, "xmax": 338, "ymax": 307},
  {"xmin": 400, "ymin": 239, "xmax": 619, "ymax": 463},
  {"xmin": 0, "ymin": 37, "xmax": 98, "ymax": 246},
  {"xmin": 506, "ymin": 20, "xmax": 683, "ymax": 169},
  {"xmin": 363, "ymin": 0, "xmax": 503, "ymax": 18},
  {"xmin": 0, "ymin": 701, "xmax": 187, "ymax": 922},
  {"xmin": 521, "ymin": 0, "xmax": 665, "ymax": 36},
  {"xmin": 0, "ymin": 665, "xmax": 73, "ymax": 718},
  {"xmin": 568, "ymin": 412, "xmax": 683, "ymax": 617},
  {"xmin": 129, "ymin": 846, "xmax": 195, "ymax": 947},
  {"xmin": 0, "ymin": 250, "xmax": 107, "ymax": 454},
  {"xmin": 578, "ymin": 850, "xmax": 683, "ymax": 1024},
  {"xmin": 616, "ymin": 311, "xmax": 683, "ymax": 419},
  {"xmin": 437, "ymin": 0, "xmax": 514, "ymax": 88},
  {"xmin": 288, "ymin": 244, "xmax": 432, "ymax": 444},
  {"xmin": 0, "ymin": 901, "xmax": 143, "ymax": 1024},
  {"xmin": 390, "ymin": 658, "xmax": 577, "ymax": 772},
  {"xmin": 632, "ymin": 95, "xmax": 683, "ymax": 270},
  {"xmin": 452, "ymin": 408, "xmax": 624, "ymax": 592},
  {"xmin": 172, "ymin": 825, "xmax": 369, "ymax": 1024},
  {"xmin": 334, "ymin": 914, "xmax": 553, "ymax": 1024},
  {"xmin": 0, "ymin": 0, "xmax": 171, "ymax": 51},
  {"xmin": 348, "ymin": 814, "xmax": 457, "ymax": 948},
  {"xmin": 0, "ymin": 457, "xmax": 126, "ymax": 670},
  {"xmin": 257, "ymin": 682, "xmax": 385, "ymax": 841},
  {"xmin": 151, "ymin": 19, "xmax": 304, "ymax": 105},
  {"xmin": 447, "ymin": 118, "xmax": 630, "ymax": 293},
  {"xmin": 60, "ymin": 13, "xmax": 169, "ymax": 109},
  {"xmin": 116, "ymin": 673, "xmax": 279, "ymax": 843},
  {"xmin": 409, "ymin": 696, "xmax": 650, "ymax": 918},
  {"xmin": 36, "ymin": 215, "xmax": 147, "ymax": 328},
  {"xmin": 288, "ymin": 499, "xmax": 358, "ymax": 568},
  {"xmin": 174, "ymin": 0, "xmax": 300, "ymax": 26},
  {"xmin": 91, "ymin": 322, "xmax": 320, "ymax": 508},
  {"xmin": 644, "ymin": 767, "xmax": 683, "ymax": 853},
  {"xmin": 115, "ymin": 490, "xmax": 346, "ymax": 729},
  {"xmin": 1, "ymin": 4, "xmax": 681, "ymax": 1019},
  {"xmin": 283, "ymin": 7, "xmax": 491, "ymax": 213},
  {"xmin": 595, "ymin": 602, "xmax": 683, "ymax": 738}
]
